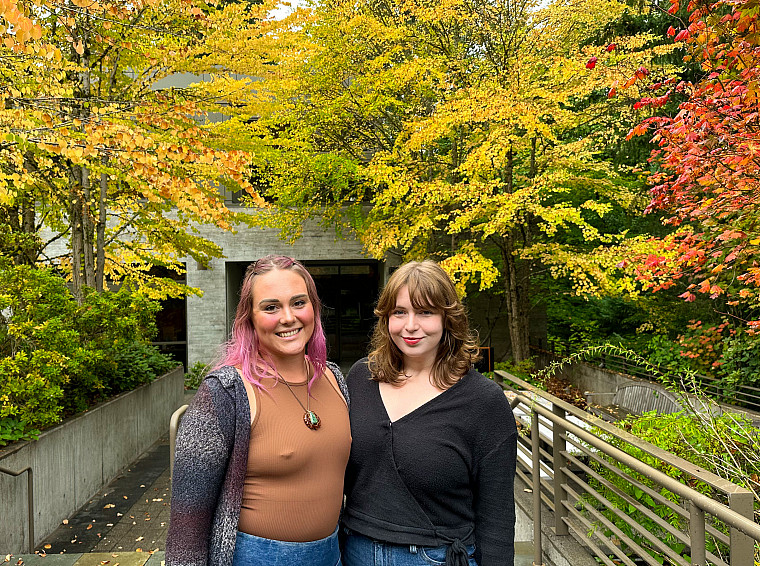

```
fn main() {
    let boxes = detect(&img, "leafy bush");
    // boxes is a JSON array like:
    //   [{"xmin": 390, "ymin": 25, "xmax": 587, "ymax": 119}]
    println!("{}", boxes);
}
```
[
  {"xmin": 587, "ymin": 410, "xmax": 760, "ymax": 564},
  {"xmin": 0, "ymin": 264, "xmax": 176, "ymax": 446},
  {"xmin": 184, "ymin": 361, "xmax": 209, "ymax": 389}
]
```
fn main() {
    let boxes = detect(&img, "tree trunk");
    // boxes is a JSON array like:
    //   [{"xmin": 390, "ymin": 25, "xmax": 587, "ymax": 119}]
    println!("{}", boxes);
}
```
[
  {"xmin": 500, "ymin": 234, "xmax": 531, "ymax": 363},
  {"xmin": 95, "ymin": 170, "xmax": 107, "ymax": 292},
  {"xmin": 69, "ymin": 167, "xmax": 85, "ymax": 303},
  {"xmin": 81, "ymin": 164, "xmax": 97, "ymax": 289}
]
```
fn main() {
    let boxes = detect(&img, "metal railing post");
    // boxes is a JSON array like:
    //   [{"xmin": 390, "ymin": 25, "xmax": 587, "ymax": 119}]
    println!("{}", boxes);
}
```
[
  {"xmin": 551, "ymin": 404, "xmax": 569, "ymax": 535},
  {"xmin": 688, "ymin": 501, "xmax": 705, "ymax": 566},
  {"xmin": 0, "ymin": 465, "xmax": 34, "ymax": 553},
  {"xmin": 531, "ymin": 411, "xmax": 544, "ymax": 566},
  {"xmin": 728, "ymin": 491, "xmax": 754, "ymax": 565}
]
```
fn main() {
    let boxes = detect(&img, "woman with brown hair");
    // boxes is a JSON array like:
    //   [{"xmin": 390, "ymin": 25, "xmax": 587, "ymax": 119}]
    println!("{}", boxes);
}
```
[{"xmin": 342, "ymin": 260, "xmax": 517, "ymax": 566}]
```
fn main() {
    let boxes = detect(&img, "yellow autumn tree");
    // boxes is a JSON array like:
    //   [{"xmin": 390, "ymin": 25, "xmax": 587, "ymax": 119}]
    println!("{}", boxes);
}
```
[
  {"xmin": 231, "ymin": 0, "xmax": 676, "ymax": 362},
  {"xmin": 0, "ymin": 0, "xmax": 272, "ymax": 299}
]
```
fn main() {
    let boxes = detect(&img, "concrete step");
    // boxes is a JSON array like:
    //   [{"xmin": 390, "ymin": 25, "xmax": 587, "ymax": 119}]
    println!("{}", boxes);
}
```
[{"xmin": 515, "ymin": 541, "xmax": 536, "ymax": 565}]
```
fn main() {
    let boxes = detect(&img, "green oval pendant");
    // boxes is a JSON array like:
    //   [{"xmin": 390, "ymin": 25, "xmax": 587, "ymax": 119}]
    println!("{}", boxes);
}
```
[{"xmin": 304, "ymin": 411, "xmax": 321, "ymax": 430}]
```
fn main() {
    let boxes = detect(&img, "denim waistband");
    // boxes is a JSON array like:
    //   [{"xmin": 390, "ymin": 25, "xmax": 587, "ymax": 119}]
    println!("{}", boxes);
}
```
[{"xmin": 233, "ymin": 525, "xmax": 340, "ymax": 566}]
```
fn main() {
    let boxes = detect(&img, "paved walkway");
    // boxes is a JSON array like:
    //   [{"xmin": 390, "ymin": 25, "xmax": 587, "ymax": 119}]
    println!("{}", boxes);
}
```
[{"xmin": 6, "ymin": 432, "xmax": 174, "ymax": 565}]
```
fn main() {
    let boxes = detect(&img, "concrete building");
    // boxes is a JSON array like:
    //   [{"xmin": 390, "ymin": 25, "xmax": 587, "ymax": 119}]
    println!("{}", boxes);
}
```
[{"xmin": 161, "ymin": 207, "xmax": 383, "ymax": 372}]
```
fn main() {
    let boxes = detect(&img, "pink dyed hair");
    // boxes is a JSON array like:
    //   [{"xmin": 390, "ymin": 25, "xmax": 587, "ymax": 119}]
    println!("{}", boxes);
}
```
[{"xmin": 216, "ymin": 255, "xmax": 328, "ymax": 390}]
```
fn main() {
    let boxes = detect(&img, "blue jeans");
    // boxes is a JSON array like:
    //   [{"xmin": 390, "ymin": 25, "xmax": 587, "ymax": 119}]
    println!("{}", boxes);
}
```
[
  {"xmin": 232, "ymin": 526, "xmax": 341, "ymax": 566},
  {"xmin": 342, "ymin": 529, "xmax": 477, "ymax": 566}
]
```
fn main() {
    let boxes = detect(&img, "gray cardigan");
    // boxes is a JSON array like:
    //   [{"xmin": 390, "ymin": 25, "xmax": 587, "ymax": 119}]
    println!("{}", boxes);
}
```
[{"xmin": 166, "ymin": 363, "xmax": 349, "ymax": 566}]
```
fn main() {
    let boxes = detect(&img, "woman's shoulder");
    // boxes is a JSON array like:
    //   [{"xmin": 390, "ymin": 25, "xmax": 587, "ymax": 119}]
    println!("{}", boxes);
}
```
[
  {"xmin": 325, "ymin": 360, "xmax": 350, "ymax": 407},
  {"xmin": 460, "ymin": 369, "xmax": 511, "ymax": 407},
  {"xmin": 347, "ymin": 357, "xmax": 371, "ymax": 377},
  {"xmin": 204, "ymin": 365, "xmax": 240, "ymax": 389}
]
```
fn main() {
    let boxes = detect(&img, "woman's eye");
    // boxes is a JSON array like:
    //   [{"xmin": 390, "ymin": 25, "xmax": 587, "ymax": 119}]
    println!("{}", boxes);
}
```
[
  {"xmin": 293, "ymin": 299, "xmax": 307, "ymax": 308},
  {"xmin": 263, "ymin": 304, "xmax": 278, "ymax": 312},
  {"xmin": 392, "ymin": 309, "xmax": 406, "ymax": 316}
]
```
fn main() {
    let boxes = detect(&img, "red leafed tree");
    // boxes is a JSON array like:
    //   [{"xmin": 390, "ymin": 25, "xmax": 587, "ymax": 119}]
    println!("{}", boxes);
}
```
[{"xmin": 631, "ymin": 0, "xmax": 760, "ymax": 325}]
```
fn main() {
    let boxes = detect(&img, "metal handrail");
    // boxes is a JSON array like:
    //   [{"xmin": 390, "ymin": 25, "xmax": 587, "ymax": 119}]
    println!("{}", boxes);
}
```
[
  {"xmin": 497, "ymin": 370, "xmax": 759, "ymax": 566},
  {"xmin": 169, "ymin": 404, "xmax": 188, "ymax": 478},
  {"xmin": 0, "ymin": 464, "xmax": 34, "ymax": 553}
]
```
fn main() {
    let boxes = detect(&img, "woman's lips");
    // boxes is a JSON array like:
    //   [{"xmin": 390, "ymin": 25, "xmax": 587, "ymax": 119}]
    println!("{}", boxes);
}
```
[{"xmin": 403, "ymin": 337, "xmax": 422, "ymax": 345}]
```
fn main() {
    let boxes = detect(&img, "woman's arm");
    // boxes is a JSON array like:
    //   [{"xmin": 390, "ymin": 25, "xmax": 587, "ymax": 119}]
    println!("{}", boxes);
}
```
[{"xmin": 166, "ymin": 378, "xmax": 235, "ymax": 566}]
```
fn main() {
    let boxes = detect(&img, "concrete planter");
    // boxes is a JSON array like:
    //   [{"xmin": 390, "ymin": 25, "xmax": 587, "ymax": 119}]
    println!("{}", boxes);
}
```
[{"xmin": 0, "ymin": 366, "xmax": 184, "ymax": 554}]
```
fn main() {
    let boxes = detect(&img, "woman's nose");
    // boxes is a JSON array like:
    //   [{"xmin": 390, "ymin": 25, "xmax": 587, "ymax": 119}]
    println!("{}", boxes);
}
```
[
  {"xmin": 405, "ymin": 313, "xmax": 419, "ymax": 330},
  {"xmin": 280, "ymin": 306, "xmax": 296, "ymax": 323}
]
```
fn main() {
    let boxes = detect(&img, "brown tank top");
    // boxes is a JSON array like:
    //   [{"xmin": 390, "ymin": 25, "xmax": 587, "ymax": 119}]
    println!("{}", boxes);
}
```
[{"xmin": 238, "ymin": 373, "xmax": 351, "ymax": 542}]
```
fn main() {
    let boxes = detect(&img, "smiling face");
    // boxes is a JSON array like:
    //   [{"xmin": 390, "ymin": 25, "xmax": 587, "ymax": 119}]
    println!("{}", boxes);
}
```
[
  {"xmin": 251, "ymin": 268, "xmax": 315, "ymax": 365},
  {"xmin": 388, "ymin": 285, "xmax": 444, "ymax": 367}
]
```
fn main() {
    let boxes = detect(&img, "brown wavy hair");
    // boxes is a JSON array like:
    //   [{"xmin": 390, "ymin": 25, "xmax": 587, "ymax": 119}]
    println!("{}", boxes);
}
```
[{"xmin": 368, "ymin": 260, "xmax": 481, "ymax": 389}]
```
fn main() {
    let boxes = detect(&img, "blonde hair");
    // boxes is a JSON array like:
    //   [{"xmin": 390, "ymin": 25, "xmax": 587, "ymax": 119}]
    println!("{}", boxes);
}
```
[{"xmin": 368, "ymin": 260, "xmax": 481, "ymax": 389}]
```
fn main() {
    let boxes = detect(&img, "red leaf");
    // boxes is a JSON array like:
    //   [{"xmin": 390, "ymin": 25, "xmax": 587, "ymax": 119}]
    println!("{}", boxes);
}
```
[
  {"xmin": 667, "ymin": 25, "xmax": 677, "ymax": 36},
  {"xmin": 607, "ymin": 87, "xmax": 617, "ymax": 98},
  {"xmin": 606, "ymin": 43, "xmax": 617, "ymax": 52},
  {"xmin": 586, "ymin": 56, "xmax": 597, "ymax": 69},
  {"xmin": 674, "ymin": 29, "xmax": 690, "ymax": 41}
]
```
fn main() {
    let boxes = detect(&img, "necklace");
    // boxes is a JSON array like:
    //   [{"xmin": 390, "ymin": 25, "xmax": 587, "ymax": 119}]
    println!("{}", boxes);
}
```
[{"xmin": 278, "ymin": 367, "xmax": 321, "ymax": 430}]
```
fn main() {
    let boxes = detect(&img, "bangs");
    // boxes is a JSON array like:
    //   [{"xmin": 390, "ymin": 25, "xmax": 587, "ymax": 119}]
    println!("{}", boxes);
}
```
[{"xmin": 405, "ymin": 271, "xmax": 448, "ymax": 312}]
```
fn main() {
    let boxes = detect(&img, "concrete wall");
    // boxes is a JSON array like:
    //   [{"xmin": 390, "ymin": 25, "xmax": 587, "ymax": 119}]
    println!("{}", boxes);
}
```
[
  {"xmin": 0, "ymin": 367, "xmax": 184, "ymax": 554},
  {"xmin": 533, "ymin": 348, "xmax": 633, "ymax": 395},
  {"xmin": 184, "ymin": 214, "xmax": 370, "ymax": 366}
]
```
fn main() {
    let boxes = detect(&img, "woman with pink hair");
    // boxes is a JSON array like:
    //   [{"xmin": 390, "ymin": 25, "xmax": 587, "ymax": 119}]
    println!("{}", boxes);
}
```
[{"xmin": 167, "ymin": 255, "xmax": 350, "ymax": 566}]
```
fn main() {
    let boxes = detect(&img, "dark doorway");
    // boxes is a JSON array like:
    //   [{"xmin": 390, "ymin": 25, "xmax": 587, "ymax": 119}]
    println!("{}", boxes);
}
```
[{"xmin": 305, "ymin": 262, "xmax": 380, "ymax": 368}]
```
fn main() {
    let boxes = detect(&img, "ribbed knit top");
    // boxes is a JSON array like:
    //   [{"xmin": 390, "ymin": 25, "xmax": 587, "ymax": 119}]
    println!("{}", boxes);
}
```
[{"xmin": 238, "ymin": 374, "xmax": 351, "ymax": 542}]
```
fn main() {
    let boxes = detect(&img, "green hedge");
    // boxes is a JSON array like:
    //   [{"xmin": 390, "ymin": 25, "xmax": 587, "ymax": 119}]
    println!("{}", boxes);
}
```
[{"xmin": 0, "ymin": 265, "xmax": 177, "ymax": 446}]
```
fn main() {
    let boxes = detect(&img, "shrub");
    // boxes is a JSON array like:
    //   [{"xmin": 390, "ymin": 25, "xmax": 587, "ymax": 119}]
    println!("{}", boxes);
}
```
[
  {"xmin": 0, "ymin": 264, "xmax": 176, "ymax": 446},
  {"xmin": 184, "ymin": 361, "xmax": 209, "ymax": 389},
  {"xmin": 587, "ymin": 410, "xmax": 760, "ymax": 564}
]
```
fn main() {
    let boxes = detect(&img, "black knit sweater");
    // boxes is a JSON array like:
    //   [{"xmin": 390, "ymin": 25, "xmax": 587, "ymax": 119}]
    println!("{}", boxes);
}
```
[{"xmin": 342, "ymin": 359, "xmax": 517, "ymax": 566}]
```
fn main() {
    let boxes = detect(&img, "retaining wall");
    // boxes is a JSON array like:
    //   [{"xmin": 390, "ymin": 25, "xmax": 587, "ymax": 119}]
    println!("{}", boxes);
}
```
[{"xmin": 0, "ymin": 366, "xmax": 184, "ymax": 554}]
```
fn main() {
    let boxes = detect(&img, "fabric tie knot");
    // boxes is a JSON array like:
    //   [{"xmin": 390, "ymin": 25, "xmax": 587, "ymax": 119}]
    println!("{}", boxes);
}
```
[{"xmin": 445, "ymin": 538, "xmax": 469, "ymax": 566}]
